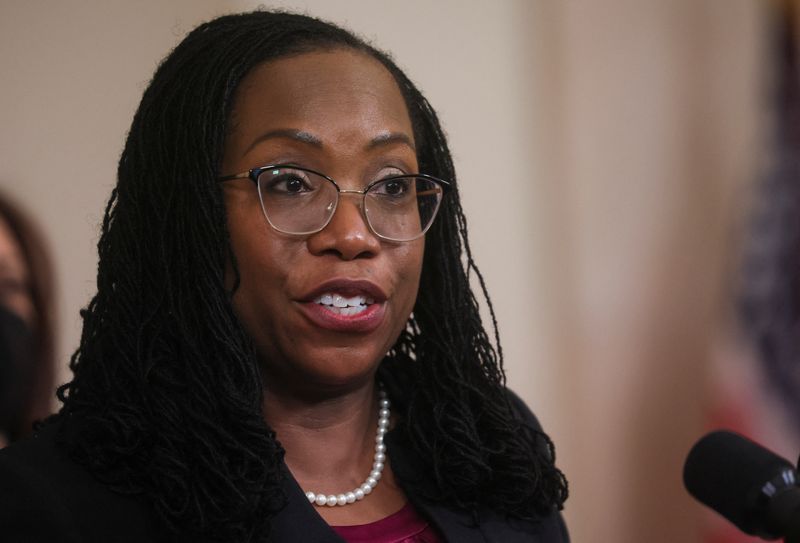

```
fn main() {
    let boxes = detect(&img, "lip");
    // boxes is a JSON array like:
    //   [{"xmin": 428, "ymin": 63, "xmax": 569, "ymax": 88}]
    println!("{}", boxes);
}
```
[{"xmin": 296, "ymin": 278, "xmax": 388, "ymax": 333}]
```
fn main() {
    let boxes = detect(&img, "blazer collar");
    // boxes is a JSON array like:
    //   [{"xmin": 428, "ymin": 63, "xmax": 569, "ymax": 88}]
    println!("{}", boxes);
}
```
[
  {"xmin": 269, "ymin": 464, "xmax": 346, "ymax": 543},
  {"xmin": 265, "ymin": 428, "xmax": 490, "ymax": 543},
  {"xmin": 268, "ymin": 463, "xmax": 488, "ymax": 543}
]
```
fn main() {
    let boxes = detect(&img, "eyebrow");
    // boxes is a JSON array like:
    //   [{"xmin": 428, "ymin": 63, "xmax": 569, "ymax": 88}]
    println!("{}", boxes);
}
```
[
  {"xmin": 246, "ymin": 129, "xmax": 322, "ymax": 153},
  {"xmin": 367, "ymin": 132, "xmax": 416, "ymax": 152},
  {"xmin": 245, "ymin": 129, "xmax": 416, "ymax": 154}
]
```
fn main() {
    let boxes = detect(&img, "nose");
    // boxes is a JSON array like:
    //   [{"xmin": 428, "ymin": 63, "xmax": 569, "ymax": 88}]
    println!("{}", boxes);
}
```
[{"xmin": 306, "ymin": 194, "xmax": 381, "ymax": 260}]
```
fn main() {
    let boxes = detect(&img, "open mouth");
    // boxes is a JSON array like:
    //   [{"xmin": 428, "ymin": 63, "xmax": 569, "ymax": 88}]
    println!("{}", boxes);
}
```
[{"xmin": 312, "ymin": 293, "xmax": 376, "ymax": 317}]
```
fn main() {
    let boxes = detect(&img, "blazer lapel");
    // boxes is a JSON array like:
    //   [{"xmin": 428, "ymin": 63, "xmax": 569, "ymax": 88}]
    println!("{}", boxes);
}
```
[
  {"xmin": 269, "ymin": 466, "xmax": 345, "ymax": 543},
  {"xmin": 412, "ymin": 500, "xmax": 487, "ymax": 543}
]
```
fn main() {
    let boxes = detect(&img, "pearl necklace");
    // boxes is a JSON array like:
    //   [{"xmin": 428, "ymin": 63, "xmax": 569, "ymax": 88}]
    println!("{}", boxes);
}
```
[{"xmin": 304, "ymin": 388, "xmax": 390, "ymax": 507}]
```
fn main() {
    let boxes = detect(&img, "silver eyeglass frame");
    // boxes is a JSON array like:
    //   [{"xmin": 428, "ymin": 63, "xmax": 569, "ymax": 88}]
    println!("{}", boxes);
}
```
[{"xmin": 218, "ymin": 164, "xmax": 450, "ymax": 242}]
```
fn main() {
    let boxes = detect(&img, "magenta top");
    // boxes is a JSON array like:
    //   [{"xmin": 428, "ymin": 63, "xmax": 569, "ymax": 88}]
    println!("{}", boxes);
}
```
[{"xmin": 331, "ymin": 502, "xmax": 444, "ymax": 543}]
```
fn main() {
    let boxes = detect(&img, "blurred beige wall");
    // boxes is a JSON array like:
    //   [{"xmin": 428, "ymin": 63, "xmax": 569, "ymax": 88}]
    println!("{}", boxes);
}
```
[
  {"xmin": 533, "ymin": 1, "xmax": 768, "ymax": 541},
  {"xmin": 0, "ymin": 1, "xmax": 771, "ymax": 541}
]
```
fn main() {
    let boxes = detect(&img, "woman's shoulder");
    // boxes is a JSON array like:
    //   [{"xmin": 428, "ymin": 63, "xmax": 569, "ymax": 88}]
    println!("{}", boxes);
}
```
[
  {"xmin": 0, "ymin": 417, "xmax": 159, "ymax": 542},
  {"xmin": 501, "ymin": 387, "xmax": 570, "ymax": 542},
  {"xmin": 390, "ymin": 387, "xmax": 570, "ymax": 542},
  {"xmin": 504, "ymin": 387, "xmax": 544, "ymax": 430},
  {"xmin": 0, "ymin": 420, "xmax": 83, "ymax": 542}
]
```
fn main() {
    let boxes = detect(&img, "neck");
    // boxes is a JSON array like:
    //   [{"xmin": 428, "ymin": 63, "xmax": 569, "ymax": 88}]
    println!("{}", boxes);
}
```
[{"xmin": 263, "ymin": 380, "xmax": 379, "ymax": 492}]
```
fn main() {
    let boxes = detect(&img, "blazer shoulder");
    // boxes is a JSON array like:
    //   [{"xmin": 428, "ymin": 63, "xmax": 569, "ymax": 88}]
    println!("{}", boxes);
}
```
[
  {"xmin": 0, "ymin": 422, "xmax": 83, "ymax": 541},
  {"xmin": 501, "ymin": 388, "xmax": 571, "ymax": 542},
  {"xmin": 504, "ymin": 387, "xmax": 544, "ymax": 432},
  {"xmin": 0, "ymin": 418, "xmax": 159, "ymax": 542}
]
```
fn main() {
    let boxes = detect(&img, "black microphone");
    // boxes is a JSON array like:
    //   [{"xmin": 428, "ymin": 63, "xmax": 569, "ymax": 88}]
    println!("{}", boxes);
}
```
[{"xmin": 683, "ymin": 430, "xmax": 800, "ymax": 541}]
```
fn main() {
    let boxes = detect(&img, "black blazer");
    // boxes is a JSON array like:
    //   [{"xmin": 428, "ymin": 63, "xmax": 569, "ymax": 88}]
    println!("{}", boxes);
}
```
[{"xmin": 0, "ymin": 394, "xmax": 568, "ymax": 542}]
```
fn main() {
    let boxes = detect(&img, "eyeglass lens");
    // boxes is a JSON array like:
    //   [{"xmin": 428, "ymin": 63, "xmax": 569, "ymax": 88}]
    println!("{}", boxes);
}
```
[{"xmin": 256, "ymin": 167, "xmax": 444, "ymax": 241}]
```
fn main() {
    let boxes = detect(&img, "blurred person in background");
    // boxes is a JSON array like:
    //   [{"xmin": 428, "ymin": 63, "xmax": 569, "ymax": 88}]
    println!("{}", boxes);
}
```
[
  {"xmin": 739, "ymin": 0, "xmax": 800, "ymax": 433},
  {"xmin": 704, "ymin": 1, "xmax": 800, "ymax": 541},
  {"xmin": 0, "ymin": 191, "xmax": 55, "ymax": 447}
]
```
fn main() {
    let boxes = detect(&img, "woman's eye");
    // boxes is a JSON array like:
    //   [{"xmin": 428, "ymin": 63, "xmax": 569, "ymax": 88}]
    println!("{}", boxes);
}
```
[
  {"xmin": 282, "ymin": 176, "xmax": 306, "ymax": 193},
  {"xmin": 374, "ymin": 178, "xmax": 412, "ymax": 197},
  {"xmin": 266, "ymin": 174, "xmax": 313, "ymax": 194}
]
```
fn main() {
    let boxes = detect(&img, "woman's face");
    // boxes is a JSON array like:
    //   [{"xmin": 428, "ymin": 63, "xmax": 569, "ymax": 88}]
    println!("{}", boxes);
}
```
[
  {"xmin": 0, "ymin": 216, "xmax": 33, "ymax": 327},
  {"xmin": 221, "ymin": 48, "xmax": 424, "ymax": 394}
]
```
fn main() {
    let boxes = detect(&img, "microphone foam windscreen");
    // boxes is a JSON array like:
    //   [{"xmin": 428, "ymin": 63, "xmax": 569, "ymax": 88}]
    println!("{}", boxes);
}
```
[{"xmin": 683, "ymin": 430, "xmax": 794, "ymax": 534}]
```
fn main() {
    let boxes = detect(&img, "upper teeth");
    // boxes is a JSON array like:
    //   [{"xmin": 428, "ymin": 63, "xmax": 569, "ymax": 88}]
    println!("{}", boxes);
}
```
[{"xmin": 314, "ymin": 293, "xmax": 375, "ymax": 307}]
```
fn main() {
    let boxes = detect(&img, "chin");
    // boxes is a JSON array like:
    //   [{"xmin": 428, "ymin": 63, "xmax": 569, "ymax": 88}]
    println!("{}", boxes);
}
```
[{"xmin": 261, "ymin": 346, "xmax": 384, "ymax": 390}]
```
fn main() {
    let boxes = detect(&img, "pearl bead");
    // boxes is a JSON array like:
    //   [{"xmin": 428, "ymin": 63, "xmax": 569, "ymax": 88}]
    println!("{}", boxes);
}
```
[{"xmin": 304, "ymin": 384, "xmax": 390, "ymax": 507}]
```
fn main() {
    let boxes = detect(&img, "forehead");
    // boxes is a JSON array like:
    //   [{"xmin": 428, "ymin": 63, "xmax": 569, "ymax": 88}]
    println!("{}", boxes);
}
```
[{"xmin": 226, "ymin": 48, "xmax": 414, "ymax": 155}]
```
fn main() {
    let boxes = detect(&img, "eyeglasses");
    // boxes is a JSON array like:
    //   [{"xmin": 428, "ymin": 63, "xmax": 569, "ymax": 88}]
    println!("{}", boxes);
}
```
[{"xmin": 218, "ymin": 164, "xmax": 450, "ymax": 242}]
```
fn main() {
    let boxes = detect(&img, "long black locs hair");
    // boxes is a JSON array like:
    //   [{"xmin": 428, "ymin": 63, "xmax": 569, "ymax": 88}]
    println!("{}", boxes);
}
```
[{"xmin": 56, "ymin": 10, "xmax": 568, "ymax": 542}]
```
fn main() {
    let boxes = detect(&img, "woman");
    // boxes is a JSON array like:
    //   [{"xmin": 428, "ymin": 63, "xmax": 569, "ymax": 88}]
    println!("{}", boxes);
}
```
[
  {"xmin": 0, "ymin": 192, "xmax": 55, "ymax": 446},
  {"xmin": 0, "ymin": 10, "xmax": 568, "ymax": 542}
]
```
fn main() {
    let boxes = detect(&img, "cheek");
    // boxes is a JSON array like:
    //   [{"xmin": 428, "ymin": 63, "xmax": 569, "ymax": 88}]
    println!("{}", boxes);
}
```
[
  {"xmin": 224, "ymin": 194, "xmax": 286, "ymax": 331},
  {"xmin": 228, "ymin": 230, "xmax": 295, "ymax": 310},
  {"xmin": 224, "ymin": 185, "xmax": 295, "ymax": 289},
  {"xmin": 227, "ymin": 231, "xmax": 305, "ymax": 362}
]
